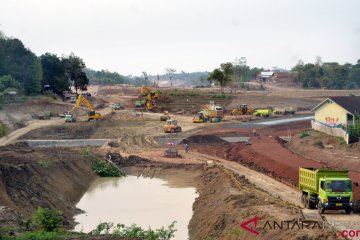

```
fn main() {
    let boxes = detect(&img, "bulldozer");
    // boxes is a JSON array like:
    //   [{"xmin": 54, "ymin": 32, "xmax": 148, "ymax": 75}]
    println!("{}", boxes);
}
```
[
  {"xmin": 164, "ymin": 119, "xmax": 182, "ymax": 133},
  {"xmin": 68, "ymin": 94, "xmax": 101, "ymax": 122},
  {"xmin": 231, "ymin": 104, "xmax": 254, "ymax": 115},
  {"xmin": 140, "ymin": 85, "xmax": 159, "ymax": 110}
]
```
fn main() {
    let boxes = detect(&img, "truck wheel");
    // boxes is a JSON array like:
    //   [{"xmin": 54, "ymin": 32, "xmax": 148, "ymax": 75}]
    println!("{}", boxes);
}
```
[
  {"xmin": 345, "ymin": 209, "xmax": 351, "ymax": 214},
  {"xmin": 301, "ymin": 194, "xmax": 305, "ymax": 204},
  {"xmin": 318, "ymin": 202, "xmax": 325, "ymax": 214},
  {"xmin": 304, "ymin": 195, "xmax": 309, "ymax": 208}
]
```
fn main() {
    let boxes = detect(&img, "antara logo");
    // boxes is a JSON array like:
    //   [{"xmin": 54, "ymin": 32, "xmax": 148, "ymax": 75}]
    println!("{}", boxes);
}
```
[{"xmin": 240, "ymin": 216, "xmax": 260, "ymax": 236}]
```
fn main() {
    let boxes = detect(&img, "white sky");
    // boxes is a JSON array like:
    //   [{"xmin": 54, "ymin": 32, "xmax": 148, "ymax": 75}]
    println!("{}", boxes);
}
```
[{"xmin": 1, "ymin": 0, "xmax": 360, "ymax": 75}]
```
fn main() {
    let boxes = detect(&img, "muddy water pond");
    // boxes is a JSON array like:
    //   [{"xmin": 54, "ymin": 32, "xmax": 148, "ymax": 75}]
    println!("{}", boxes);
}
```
[{"xmin": 74, "ymin": 169, "xmax": 199, "ymax": 239}]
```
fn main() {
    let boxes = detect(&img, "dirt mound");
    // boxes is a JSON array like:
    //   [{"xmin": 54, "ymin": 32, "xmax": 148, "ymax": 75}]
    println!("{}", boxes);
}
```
[
  {"xmin": 0, "ymin": 146, "xmax": 97, "ymax": 227},
  {"xmin": 189, "ymin": 167, "xmax": 336, "ymax": 240},
  {"xmin": 180, "ymin": 135, "xmax": 227, "ymax": 145}
]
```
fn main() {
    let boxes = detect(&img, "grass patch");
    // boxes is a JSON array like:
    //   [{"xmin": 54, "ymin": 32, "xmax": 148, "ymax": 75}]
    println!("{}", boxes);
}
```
[
  {"xmin": 81, "ymin": 148, "xmax": 126, "ymax": 177},
  {"xmin": 299, "ymin": 130, "xmax": 310, "ymax": 139},
  {"xmin": 338, "ymin": 137, "xmax": 346, "ymax": 145},
  {"xmin": 165, "ymin": 91, "xmax": 200, "ymax": 97},
  {"xmin": 37, "ymin": 160, "xmax": 52, "ymax": 168},
  {"xmin": 0, "ymin": 122, "xmax": 9, "ymax": 137},
  {"xmin": 212, "ymin": 93, "xmax": 232, "ymax": 99}
]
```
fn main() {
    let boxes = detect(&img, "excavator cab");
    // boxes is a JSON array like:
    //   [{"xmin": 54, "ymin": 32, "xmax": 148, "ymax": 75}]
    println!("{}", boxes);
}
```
[{"xmin": 71, "ymin": 94, "xmax": 102, "ymax": 122}]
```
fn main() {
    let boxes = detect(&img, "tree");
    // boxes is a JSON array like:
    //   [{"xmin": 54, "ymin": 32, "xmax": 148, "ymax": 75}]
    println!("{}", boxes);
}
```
[
  {"xmin": 0, "ymin": 37, "xmax": 42, "ymax": 95},
  {"xmin": 40, "ymin": 53, "xmax": 69, "ymax": 94},
  {"xmin": 62, "ymin": 53, "xmax": 88, "ymax": 94},
  {"xmin": 165, "ymin": 68, "xmax": 176, "ymax": 88},
  {"xmin": 208, "ymin": 62, "xmax": 233, "ymax": 90},
  {"xmin": 0, "ymin": 75, "xmax": 21, "ymax": 92},
  {"xmin": 142, "ymin": 71, "xmax": 149, "ymax": 86}
]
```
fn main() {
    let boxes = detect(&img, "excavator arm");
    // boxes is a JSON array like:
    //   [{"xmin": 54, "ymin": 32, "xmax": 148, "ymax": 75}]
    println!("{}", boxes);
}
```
[{"xmin": 72, "ymin": 94, "xmax": 101, "ymax": 121}]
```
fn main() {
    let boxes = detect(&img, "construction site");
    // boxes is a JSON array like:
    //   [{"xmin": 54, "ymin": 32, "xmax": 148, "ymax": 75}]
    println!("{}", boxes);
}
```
[{"xmin": 1, "ymin": 84, "xmax": 360, "ymax": 240}]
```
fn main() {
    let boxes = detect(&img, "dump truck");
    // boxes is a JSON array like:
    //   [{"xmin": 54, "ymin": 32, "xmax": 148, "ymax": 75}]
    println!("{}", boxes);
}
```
[
  {"xmin": 164, "ymin": 119, "xmax": 182, "ymax": 133},
  {"xmin": 299, "ymin": 167, "xmax": 353, "ymax": 214},
  {"xmin": 273, "ymin": 107, "xmax": 296, "ymax": 115},
  {"xmin": 192, "ymin": 103, "xmax": 224, "ymax": 123},
  {"xmin": 253, "ymin": 108, "xmax": 272, "ymax": 117}
]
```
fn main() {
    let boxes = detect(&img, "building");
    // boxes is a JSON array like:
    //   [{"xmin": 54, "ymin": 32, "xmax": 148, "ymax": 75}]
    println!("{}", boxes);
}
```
[
  {"xmin": 272, "ymin": 72, "xmax": 289, "ymax": 83},
  {"xmin": 256, "ymin": 71, "xmax": 274, "ymax": 82},
  {"xmin": 311, "ymin": 96, "xmax": 360, "ymax": 128},
  {"xmin": 311, "ymin": 96, "xmax": 360, "ymax": 143}
]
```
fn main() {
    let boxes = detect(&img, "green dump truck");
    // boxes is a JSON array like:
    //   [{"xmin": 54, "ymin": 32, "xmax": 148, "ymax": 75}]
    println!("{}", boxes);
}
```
[{"xmin": 299, "ymin": 168, "xmax": 353, "ymax": 214}]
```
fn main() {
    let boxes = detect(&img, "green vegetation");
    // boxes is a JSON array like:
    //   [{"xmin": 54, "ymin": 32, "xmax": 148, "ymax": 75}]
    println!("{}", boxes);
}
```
[
  {"xmin": 212, "ymin": 93, "xmax": 232, "ymax": 99},
  {"xmin": 0, "ymin": 33, "xmax": 88, "ymax": 97},
  {"xmin": 37, "ymin": 160, "xmax": 52, "ymax": 168},
  {"xmin": 85, "ymin": 68, "xmax": 129, "ymax": 85},
  {"xmin": 314, "ymin": 140, "xmax": 323, "ymax": 147},
  {"xmin": 92, "ymin": 221, "xmax": 177, "ymax": 240},
  {"xmin": 165, "ymin": 91, "xmax": 200, "ymax": 97},
  {"xmin": 299, "ymin": 130, "xmax": 310, "ymax": 138},
  {"xmin": 0, "ymin": 121, "xmax": 9, "ymax": 137},
  {"xmin": 338, "ymin": 137, "xmax": 346, "ymax": 145},
  {"xmin": 290, "ymin": 58, "xmax": 360, "ymax": 89},
  {"xmin": 81, "ymin": 148, "xmax": 126, "ymax": 177},
  {"xmin": 208, "ymin": 63, "xmax": 233, "ymax": 89},
  {"xmin": 32, "ymin": 207, "xmax": 63, "ymax": 232}
]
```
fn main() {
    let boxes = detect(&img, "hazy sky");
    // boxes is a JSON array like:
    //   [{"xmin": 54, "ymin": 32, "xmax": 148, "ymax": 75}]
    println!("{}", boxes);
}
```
[{"xmin": 1, "ymin": 0, "xmax": 360, "ymax": 75}]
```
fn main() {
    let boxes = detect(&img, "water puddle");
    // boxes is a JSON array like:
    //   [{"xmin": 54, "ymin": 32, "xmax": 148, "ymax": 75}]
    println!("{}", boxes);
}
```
[{"xmin": 74, "ymin": 173, "xmax": 198, "ymax": 239}]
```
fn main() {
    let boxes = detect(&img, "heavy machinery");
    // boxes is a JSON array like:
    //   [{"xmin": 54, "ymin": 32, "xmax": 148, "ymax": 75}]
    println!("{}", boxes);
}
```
[
  {"xmin": 65, "ymin": 112, "xmax": 76, "ymax": 122},
  {"xmin": 140, "ymin": 85, "xmax": 159, "ymax": 110},
  {"xmin": 71, "ymin": 94, "xmax": 102, "ymax": 122},
  {"xmin": 253, "ymin": 108, "xmax": 272, "ymax": 117},
  {"xmin": 192, "ymin": 103, "xmax": 224, "ymax": 123},
  {"xmin": 164, "ymin": 119, "xmax": 182, "ymax": 133},
  {"xmin": 231, "ymin": 104, "xmax": 254, "ymax": 116},
  {"xmin": 160, "ymin": 111, "xmax": 171, "ymax": 121},
  {"xmin": 112, "ymin": 102, "xmax": 124, "ymax": 110},
  {"xmin": 273, "ymin": 107, "xmax": 296, "ymax": 115},
  {"xmin": 299, "ymin": 167, "xmax": 353, "ymax": 214}
]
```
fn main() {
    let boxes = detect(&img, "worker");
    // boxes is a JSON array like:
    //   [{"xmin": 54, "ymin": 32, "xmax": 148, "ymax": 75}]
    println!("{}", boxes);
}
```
[{"xmin": 185, "ymin": 143, "xmax": 190, "ymax": 153}]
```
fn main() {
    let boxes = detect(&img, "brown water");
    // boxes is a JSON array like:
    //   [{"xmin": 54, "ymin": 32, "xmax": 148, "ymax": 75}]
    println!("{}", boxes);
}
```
[{"xmin": 74, "ymin": 174, "xmax": 198, "ymax": 239}]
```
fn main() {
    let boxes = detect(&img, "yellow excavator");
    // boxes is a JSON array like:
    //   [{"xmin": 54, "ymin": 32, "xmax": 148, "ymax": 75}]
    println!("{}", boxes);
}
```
[
  {"xmin": 140, "ymin": 85, "xmax": 158, "ymax": 110},
  {"xmin": 71, "ymin": 94, "xmax": 102, "ymax": 121}
]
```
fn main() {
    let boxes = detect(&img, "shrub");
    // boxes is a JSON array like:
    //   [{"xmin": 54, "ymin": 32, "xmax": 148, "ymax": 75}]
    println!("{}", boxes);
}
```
[
  {"xmin": 82, "ymin": 148, "xmax": 126, "ymax": 177},
  {"xmin": 33, "ymin": 207, "xmax": 63, "ymax": 232},
  {"xmin": 93, "ymin": 221, "xmax": 177, "ymax": 240},
  {"xmin": 348, "ymin": 125, "xmax": 360, "ymax": 143},
  {"xmin": 90, "ymin": 159, "xmax": 126, "ymax": 177},
  {"xmin": 0, "ymin": 122, "xmax": 9, "ymax": 137}
]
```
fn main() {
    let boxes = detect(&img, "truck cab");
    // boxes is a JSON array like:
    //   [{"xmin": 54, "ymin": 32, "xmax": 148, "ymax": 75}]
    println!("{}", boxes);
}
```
[
  {"xmin": 317, "ymin": 177, "xmax": 352, "ymax": 214},
  {"xmin": 299, "ymin": 167, "xmax": 353, "ymax": 214}
]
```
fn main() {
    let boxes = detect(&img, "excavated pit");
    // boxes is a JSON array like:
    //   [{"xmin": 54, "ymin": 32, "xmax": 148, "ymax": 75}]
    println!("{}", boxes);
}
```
[{"xmin": 0, "ymin": 147, "xmax": 337, "ymax": 239}]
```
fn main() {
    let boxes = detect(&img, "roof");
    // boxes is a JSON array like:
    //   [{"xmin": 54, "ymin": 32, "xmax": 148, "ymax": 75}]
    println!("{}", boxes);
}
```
[
  {"xmin": 311, "ymin": 96, "xmax": 360, "ymax": 115},
  {"xmin": 260, "ymin": 71, "xmax": 274, "ymax": 77},
  {"xmin": 273, "ymin": 72, "xmax": 289, "ymax": 78}
]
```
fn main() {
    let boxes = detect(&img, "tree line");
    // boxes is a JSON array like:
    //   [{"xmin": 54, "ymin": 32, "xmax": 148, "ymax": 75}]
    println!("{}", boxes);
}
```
[
  {"xmin": 208, "ymin": 57, "xmax": 262, "ymax": 89},
  {"xmin": 290, "ymin": 58, "xmax": 360, "ymax": 89},
  {"xmin": 0, "ymin": 33, "xmax": 89, "ymax": 101},
  {"xmin": 84, "ymin": 68, "xmax": 129, "ymax": 85}
]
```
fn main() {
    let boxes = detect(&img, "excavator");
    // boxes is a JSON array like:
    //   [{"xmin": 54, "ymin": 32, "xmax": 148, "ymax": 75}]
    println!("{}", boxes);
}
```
[
  {"xmin": 66, "ymin": 94, "xmax": 101, "ymax": 122},
  {"xmin": 140, "ymin": 85, "xmax": 158, "ymax": 110}
]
